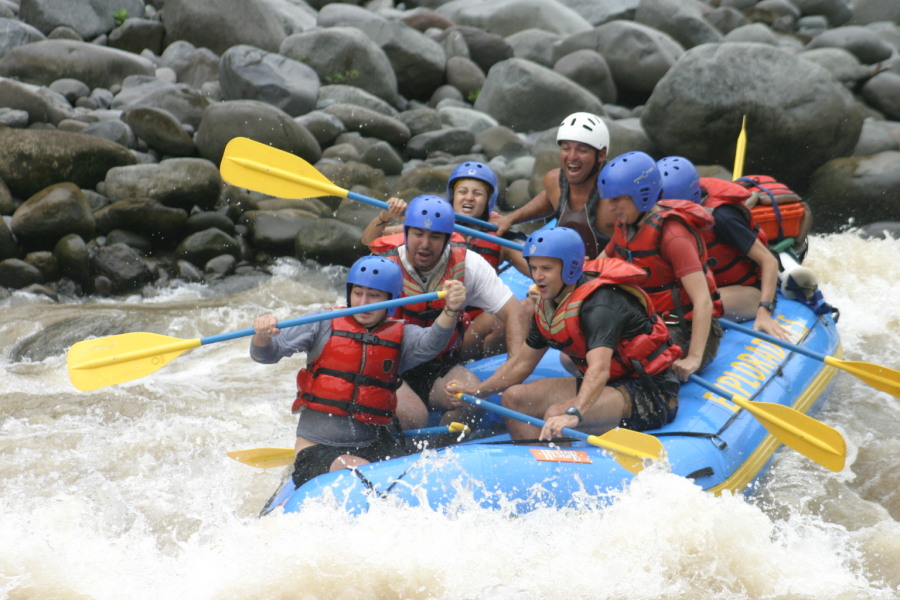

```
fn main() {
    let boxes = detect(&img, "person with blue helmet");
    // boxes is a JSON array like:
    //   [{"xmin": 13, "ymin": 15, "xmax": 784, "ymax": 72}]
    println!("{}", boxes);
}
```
[
  {"xmin": 249, "ymin": 255, "xmax": 467, "ymax": 489},
  {"xmin": 491, "ymin": 112, "xmax": 615, "ymax": 258},
  {"xmin": 657, "ymin": 156, "xmax": 791, "ymax": 342},
  {"xmin": 595, "ymin": 151, "xmax": 723, "ymax": 380},
  {"xmin": 447, "ymin": 227, "xmax": 681, "ymax": 441},
  {"xmin": 364, "ymin": 195, "xmax": 529, "ymax": 428}
]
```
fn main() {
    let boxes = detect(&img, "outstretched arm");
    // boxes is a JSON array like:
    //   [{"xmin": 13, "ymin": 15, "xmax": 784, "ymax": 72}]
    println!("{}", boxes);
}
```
[{"xmin": 361, "ymin": 197, "xmax": 407, "ymax": 246}]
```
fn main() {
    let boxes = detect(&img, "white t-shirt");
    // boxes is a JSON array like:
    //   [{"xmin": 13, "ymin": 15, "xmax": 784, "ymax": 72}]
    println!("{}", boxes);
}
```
[{"xmin": 397, "ymin": 245, "xmax": 513, "ymax": 315}]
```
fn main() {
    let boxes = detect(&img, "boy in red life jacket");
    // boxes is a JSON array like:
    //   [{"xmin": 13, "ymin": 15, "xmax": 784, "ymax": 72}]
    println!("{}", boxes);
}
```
[
  {"xmin": 447, "ymin": 227, "xmax": 681, "ymax": 441},
  {"xmin": 657, "ymin": 156, "xmax": 791, "ymax": 342},
  {"xmin": 250, "ymin": 256, "xmax": 467, "ymax": 489},
  {"xmin": 491, "ymin": 112, "xmax": 616, "ymax": 257},
  {"xmin": 595, "ymin": 151, "xmax": 724, "ymax": 380},
  {"xmin": 366, "ymin": 195, "xmax": 529, "ymax": 428}
]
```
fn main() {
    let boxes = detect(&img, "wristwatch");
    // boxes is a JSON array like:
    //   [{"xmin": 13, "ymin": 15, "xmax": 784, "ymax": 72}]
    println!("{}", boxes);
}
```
[
  {"xmin": 565, "ymin": 406, "xmax": 583, "ymax": 424},
  {"xmin": 758, "ymin": 300, "xmax": 776, "ymax": 313}
]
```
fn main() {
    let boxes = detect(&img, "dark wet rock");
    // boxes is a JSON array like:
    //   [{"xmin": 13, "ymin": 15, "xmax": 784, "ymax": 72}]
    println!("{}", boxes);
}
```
[
  {"xmin": 158, "ymin": 41, "xmax": 220, "ymax": 89},
  {"xmin": 635, "ymin": 0, "xmax": 722, "ymax": 49},
  {"xmin": 195, "ymin": 99, "xmax": 322, "ymax": 167},
  {"xmin": 0, "ymin": 257, "xmax": 43, "ymax": 288},
  {"xmin": 240, "ymin": 209, "xmax": 317, "ymax": 254},
  {"xmin": 439, "ymin": 26, "xmax": 514, "ymax": 75},
  {"xmin": 856, "ymin": 221, "xmax": 900, "ymax": 240},
  {"xmin": 445, "ymin": 56, "xmax": 485, "ymax": 100},
  {"xmin": 161, "ymin": 0, "xmax": 285, "ymax": 55},
  {"xmin": 0, "ymin": 39, "xmax": 155, "ymax": 88},
  {"xmin": 24, "ymin": 250, "xmax": 58, "ymax": 281},
  {"xmin": 852, "ymin": 120, "xmax": 900, "ymax": 156},
  {"xmin": 91, "ymin": 242, "xmax": 154, "ymax": 292},
  {"xmin": 294, "ymin": 218, "xmax": 365, "ymax": 267},
  {"xmin": 186, "ymin": 211, "xmax": 236, "ymax": 235},
  {"xmin": 861, "ymin": 72, "xmax": 900, "ymax": 121},
  {"xmin": 323, "ymin": 104, "xmax": 411, "ymax": 147},
  {"xmin": 108, "ymin": 17, "xmax": 165, "ymax": 55},
  {"xmin": 476, "ymin": 126, "xmax": 529, "ymax": 161},
  {"xmin": 642, "ymin": 42, "xmax": 863, "ymax": 190},
  {"xmin": 219, "ymin": 44, "xmax": 320, "ymax": 117},
  {"xmin": 93, "ymin": 198, "xmax": 188, "ymax": 245},
  {"xmin": 10, "ymin": 183, "xmax": 95, "ymax": 251},
  {"xmin": 397, "ymin": 107, "xmax": 444, "ymax": 138},
  {"xmin": 317, "ymin": 85, "xmax": 398, "ymax": 116},
  {"xmin": 82, "ymin": 119, "xmax": 139, "ymax": 149},
  {"xmin": 113, "ymin": 81, "xmax": 212, "ymax": 130},
  {"xmin": 48, "ymin": 78, "xmax": 90, "ymax": 103},
  {"xmin": 18, "ymin": 0, "xmax": 145, "ymax": 39},
  {"xmin": 204, "ymin": 253, "xmax": 236, "ymax": 278},
  {"xmin": 296, "ymin": 110, "xmax": 347, "ymax": 148},
  {"xmin": 438, "ymin": 105, "xmax": 498, "ymax": 135},
  {"xmin": 405, "ymin": 128, "xmax": 476, "ymax": 160},
  {"xmin": 0, "ymin": 77, "xmax": 75, "ymax": 125},
  {"xmin": 0, "ymin": 217, "xmax": 17, "ymax": 260},
  {"xmin": 806, "ymin": 151, "xmax": 900, "ymax": 231},
  {"xmin": 54, "ymin": 233, "xmax": 91, "ymax": 286},
  {"xmin": 106, "ymin": 229, "xmax": 153, "ymax": 253},
  {"xmin": 121, "ymin": 106, "xmax": 197, "ymax": 157},
  {"xmin": 175, "ymin": 227, "xmax": 240, "ymax": 267},
  {"xmin": 176, "ymin": 259, "xmax": 204, "ymax": 282},
  {"xmin": 360, "ymin": 141, "xmax": 404, "ymax": 176}
]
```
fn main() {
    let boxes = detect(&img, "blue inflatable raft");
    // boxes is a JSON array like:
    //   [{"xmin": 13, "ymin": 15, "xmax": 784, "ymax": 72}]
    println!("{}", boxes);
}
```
[{"xmin": 262, "ymin": 263, "xmax": 841, "ymax": 516}]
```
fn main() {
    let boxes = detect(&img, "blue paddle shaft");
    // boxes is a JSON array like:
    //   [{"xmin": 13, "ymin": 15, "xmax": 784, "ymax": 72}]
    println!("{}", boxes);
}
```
[
  {"xmin": 458, "ymin": 393, "xmax": 589, "ymax": 443},
  {"xmin": 347, "ymin": 191, "xmax": 525, "ymax": 252},
  {"xmin": 719, "ymin": 318, "xmax": 826, "ymax": 362},
  {"xmin": 199, "ymin": 292, "xmax": 442, "ymax": 346}
]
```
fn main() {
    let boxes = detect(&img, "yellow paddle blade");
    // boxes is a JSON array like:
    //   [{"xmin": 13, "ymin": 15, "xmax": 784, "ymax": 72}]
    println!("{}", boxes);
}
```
[
  {"xmin": 825, "ymin": 357, "xmax": 900, "ymax": 397},
  {"xmin": 728, "ymin": 394, "xmax": 846, "ymax": 472},
  {"xmin": 587, "ymin": 428, "xmax": 666, "ymax": 474},
  {"xmin": 67, "ymin": 333, "xmax": 200, "ymax": 392},
  {"xmin": 732, "ymin": 114, "xmax": 748, "ymax": 180},
  {"xmin": 227, "ymin": 447, "xmax": 295, "ymax": 469},
  {"xmin": 220, "ymin": 136, "xmax": 347, "ymax": 200}
]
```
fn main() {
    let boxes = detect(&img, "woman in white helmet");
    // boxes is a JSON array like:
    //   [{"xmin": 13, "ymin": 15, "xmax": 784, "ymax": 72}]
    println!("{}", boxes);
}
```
[{"xmin": 492, "ymin": 112, "xmax": 614, "ymax": 258}]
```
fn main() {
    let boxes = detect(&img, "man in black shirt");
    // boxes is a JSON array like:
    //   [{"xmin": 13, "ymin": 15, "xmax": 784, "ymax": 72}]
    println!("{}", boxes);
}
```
[{"xmin": 448, "ymin": 227, "xmax": 680, "ymax": 441}]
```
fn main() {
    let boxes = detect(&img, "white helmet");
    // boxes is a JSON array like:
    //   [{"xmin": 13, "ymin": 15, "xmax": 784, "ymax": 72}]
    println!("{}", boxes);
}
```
[{"xmin": 556, "ymin": 112, "xmax": 609, "ymax": 153}]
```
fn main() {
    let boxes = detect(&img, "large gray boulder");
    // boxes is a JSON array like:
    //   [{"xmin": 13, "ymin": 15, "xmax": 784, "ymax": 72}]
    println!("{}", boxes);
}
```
[
  {"xmin": 0, "ymin": 128, "xmax": 136, "ymax": 199},
  {"xmin": 475, "ymin": 58, "xmax": 604, "ymax": 132},
  {"xmin": 806, "ymin": 151, "xmax": 900, "ymax": 232},
  {"xmin": 161, "ymin": 0, "xmax": 286, "ymax": 55},
  {"xmin": 635, "ymin": 0, "xmax": 723, "ymax": 49},
  {"xmin": 195, "ymin": 99, "xmax": 322, "ymax": 167},
  {"xmin": 93, "ymin": 198, "xmax": 189, "ymax": 244},
  {"xmin": 0, "ymin": 78, "xmax": 74, "ymax": 126},
  {"xmin": 0, "ymin": 18, "xmax": 46, "ymax": 60},
  {"xmin": 641, "ymin": 42, "xmax": 863, "ymax": 189},
  {"xmin": 0, "ymin": 40, "xmax": 155, "ymax": 88},
  {"xmin": 159, "ymin": 41, "xmax": 221, "ymax": 89},
  {"xmin": 442, "ymin": 0, "xmax": 592, "ymax": 37},
  {"xmin": 280, "ymin": 27, "xmax": 400, "ymax": 107},
  {"xmin": 10, "ymin": 183, "xmax": 95, "ymax": 251},
  {"xmin": 112, "ymin": 81, "xmax": 212, "ymax": 130},
  {"xmin": 219, "ymin": 45, "xmax": 320, "ymax": 117},
  {"xmin": 322, "ymin": 104, "xmax": 411, "ymax": 147},
  {"xmin": 103, "ymin": 158, "xmax": 222, "ymax": 212},
  {"xmin": 18, "ymin": 0, "xmax": 145, "ymax": 38},
  {"xmin": 805, "ymin": 25, "xmax": 896, "ymax": 65},
  {"xmin": 554, "ymin": 20, "xmax": 684, "ymax": 105}
]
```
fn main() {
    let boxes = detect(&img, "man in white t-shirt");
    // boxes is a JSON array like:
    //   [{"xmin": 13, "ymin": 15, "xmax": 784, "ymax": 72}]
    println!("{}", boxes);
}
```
[{"xmin": 369, "ymin": 195, "xmax": 528, "ymax": 427}]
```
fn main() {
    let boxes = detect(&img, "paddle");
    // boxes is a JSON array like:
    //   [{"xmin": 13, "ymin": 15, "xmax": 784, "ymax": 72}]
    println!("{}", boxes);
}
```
[
  {"xmin": 720, "ymin": 318, "xmax": 900, "ymax": 397},
  {"xmin": 220, "ymin": 138, "xmax": 526, "ymax": 254},
  {"xmin": 228, "ymin": 422, "xmax": 471, "ymax": 468},
  {"xmin": 67, "ymin": 291, "xmax": 445, "ymax": 392},
  {"xmin": 732, "ymin": 114, "xmax": 748, "ymax": 180},
  {"xmin": 456, "ymin": 393, "xmax": 665, "ymax": 474},
  {"xmin": 688, "ymin": 374, "xmax": 846, "ymax": 471}
]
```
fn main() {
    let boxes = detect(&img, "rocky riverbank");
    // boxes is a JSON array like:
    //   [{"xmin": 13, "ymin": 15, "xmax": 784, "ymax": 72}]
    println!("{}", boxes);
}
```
[{"xmin": 1, "ymin": 0, "xmax": 899, "ymax": 298}]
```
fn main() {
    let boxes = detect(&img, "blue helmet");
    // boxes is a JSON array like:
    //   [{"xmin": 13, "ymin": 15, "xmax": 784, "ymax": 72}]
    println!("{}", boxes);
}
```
[
  {"xmin": 346, "ymin": 256, "xmax": 403, "ymax": 305},
  {"xmin": 404, "ymin": 195, "xmax": 455, "ymax": 236},
  {"xmin": 657, "ymin": 156, "xmax": 701, "ymax": 203},
  {"xmin": 447, "ymin": 161, "xmax": 499, "ymax": 216},
  {"xmin": 597, "ymin": 151, "xmax": 663, "ymax": 212},
  {"xmin": 523, "ymin": 227, "xmax": 585, "ymax": 285}
]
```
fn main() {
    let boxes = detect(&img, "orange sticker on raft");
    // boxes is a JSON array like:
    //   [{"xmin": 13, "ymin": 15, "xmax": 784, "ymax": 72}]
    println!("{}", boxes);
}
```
[{"xmin": 529, "ymin": 448, "xmax": 592, "ymax": 464}]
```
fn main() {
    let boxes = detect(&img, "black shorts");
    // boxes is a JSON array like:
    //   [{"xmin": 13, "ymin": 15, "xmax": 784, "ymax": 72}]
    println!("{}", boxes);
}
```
[
  {"xmin": 574, "ymin": 369, "xmax": 681, "ymax": 432},
  {"xmin": 667, "ymin": 318, "xmax": 723, "ymax": 370},
  {"xmin": 400, "ymin": 355, "xmax": 459, "ymax": 407},
  {"xmin": 291, "ymin": 428, "xmax": 405, "ymax": 488}
]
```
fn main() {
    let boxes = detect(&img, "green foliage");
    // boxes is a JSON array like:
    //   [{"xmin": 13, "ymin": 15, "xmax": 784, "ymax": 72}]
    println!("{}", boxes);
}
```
[
  {"xmin": 467, "ymin": 88, "xmax": 481, "ymax": 103},
  {"xmin": 324, "ymin": 69, "xmax": 360, "ymax": 85},
  {"xmin": 113, "ymin": 9, "xmax": 129, "ymax": 26}
]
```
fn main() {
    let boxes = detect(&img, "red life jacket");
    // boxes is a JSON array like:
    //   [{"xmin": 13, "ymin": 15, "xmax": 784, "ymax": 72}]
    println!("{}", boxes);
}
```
[
  {"xmin": 535, "ymin": 258, "xmax": 682, "ymax": 380},
  {"xmin": 293, "ymin": 315, "xmax": 404, "ymax": 425},
  {"xmin": 457, "ymin": 233, "xmax": 501, "ymax": 272},
  {"xmin": 609, "ymin": 200, "xmax": 723, "ymax": 322},
  {"xmin": 699, "ymin": 177, "xmax": 768, "ymax": 288},
  {"xmin": 372, "ymin": 234, "xmax": 469, "ymax": 356}
]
